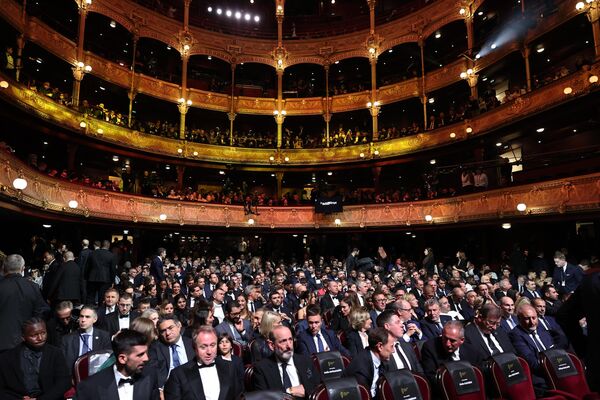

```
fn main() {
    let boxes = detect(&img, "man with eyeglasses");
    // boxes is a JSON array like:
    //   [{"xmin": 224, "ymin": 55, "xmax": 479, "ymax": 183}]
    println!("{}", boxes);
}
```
[
  {"xmin": 464, "ymin": 303, "xmax": 515, "ymax": 360},
  {"xmin": 369, "ymin": 290, "xmax": 387, "ymax": 326},
  {"xmin": 392, "ymin": 299, "xmax": 423, "ymax": 342},
  {"xmin": 102, "ymin": 293, "xmax": 140, "ymax": 336}
]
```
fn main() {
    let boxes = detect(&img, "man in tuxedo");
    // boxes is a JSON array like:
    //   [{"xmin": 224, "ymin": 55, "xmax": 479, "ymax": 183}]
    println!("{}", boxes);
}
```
[
  {"xmin": 553, "ymin": 251, "xmax": 583, "ymax": 294},
  {"xmin": 253, "ymin": 325, "xmax": 319, "ymax": 398},
  {"xmin": 47, "ymin": 251, "xmax": 82, "ymax": 305},
  {"xmin": 343, "ymin": 327, "xmax": 396, "ymax": 398},
  {"xmin": 531, "ymin": 298, "xmax": 569, "ymax": 349},
  {"xmin": 0, "ymin": 254, "xmax": 50, "ymax": 351},
  {"xmin": 421, "ymin": 320, "xmax": 484, "ymax": 384},
  {"xmin": 376, "ymin": 310, "xmax": 424, "ymax": 374},
  {"xmin": 448, "ymin": 287, "xmax": 467, "ymax": 315},
  {"xmin": 319, "ymin": 280, "xmax": 342, "ymax": 313},
  {"xmin": 46, "ymin": 300, "xmax": 78, "ymax": 346},
  {"xmin": 542, "ymin": 284, "xmax": 563, "ymax": 316},
  {"xmin": 498, "ymin": 296, "xmax": 518, "ymax": 333},
  {"xmin": 75, "ymin": 329, "xmax": 161, "ymax": 399},
  {"xmin": 102, "ymin": 293, "xmax": 140, "ymax": 336},
  {"xmin": 522, "ymin": 279, "xmax": 542, "ymax": 300},
  {"xmin": 186, "ymin": 284, "xmax": 203, "ymax": 309},
  {"xmin": 41, "ymin": 250, "xmax": 61, "ymax": 301},
  {"xmin": 204, "ymin": 273, "xmax": 219, "ymax": 300},
  {"xmin": 509, "ymin": 304, "xmax": 556, "ymax": 386},
  {"xmin": 420, "ymin": 299, "xmax": 452, "ymax": 339},
  {"xmin": 150, "ymin": 247, "xmax": 166, "ymax": 284},
  {"xmin": 0, "ymin": 317, "xmax": 71, "ymax": 400},
  {"xmin": 62, "ymin": 305, "xmax": 112, "ymax": 370},
  {"xmin": 460, "ymin": 291, "xmax": 477, "ymax": 322},
  {"xmin": 215, "ymin": 300, "xmax": 253, "ymax": 345},
  {"xmin": 85, "ymin": 240, "xmax": 117, "ymax": 305},
  {"xmin": 464, "ymin": 304, "xmax": 515, "ymax": 360},
  {"xmin": 150, "ymin": 314, "xmax": 195, "ymax": 387},
  {"xmin": 266, "ymin": 288, "xmax": 294, "ymax": 325},
  {"xmin": 296, "ymin": 305, "xmax": 350, "ymax": 356},
  {"xmin": 164, "ymin": 325, "xmax": 242, "ymax": 400}
]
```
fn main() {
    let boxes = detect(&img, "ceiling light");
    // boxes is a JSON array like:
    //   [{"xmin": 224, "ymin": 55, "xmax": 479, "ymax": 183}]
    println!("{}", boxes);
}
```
[
  {"xmin": 12, "ymin": 177, "xmax": 27, "ymax": 190},
  {"xmin": 478, "ymin": 11, "xmax": 483, "ymax": 16},
  {"xmin": 207, "ymin": 6, "xmax": 213, "ymax": 12},
  {"xmin": 244, "ymin": 13, "xmax": 251, "ymax": 20},
  {"xmin": 466, "ymin": 127, "xmax": 473, "ymax": 133},
  {"xmin": 254, "ymin": 15, "xmax": 260, "ymax": 22},
  {"xmin": 388, "ymin": 49, "xmax": 393, "ymax": 53},
  {"xmin": 0, "ymin": 81, "xmax": 8, "ymax": 88},
  {"xmin": 536, "ymin": 47, "xmax": 545, "ymax": 53},
  {"xmin": 516, "ymin": 203, "xmax": 527, "ymax": 212},
  {"xmin": 589, "ymin": 75, "xmax": 598, "ymax": 83},
  {"xmin": 491, "ymin": 43, "xmax": 497, "ymax": 49},
  {"xmin": 42, "ymin": 224, "xmax": 52, "ymax": 228},
  {"xmin": 435, "ymin": 32, "xmax": 441, "ymax": 39},
  {"xmin": 216, "ymin": 8, "xmax": 222, "ymax": 14},
  {"xmin": 226, "ymin": 10, "xmax": 232, "ymax": 17},
  {"xmin": 219, "ymin": 170, "xmax": 225, "ymax": 175},
  {"xmin": 405, "ymin": 232, "xmax": 412, "ymax": 235},
  {"xmin": 425, "ymin": 214, "xmax": 433, "ymax": 222},
  {"xmin": 536, "ymin": 128, "xmax": 545, "ymax": 133},
  {"xmin": 109, "ymin": 20, "xmax": 116, "ymax": 28},
  {"xmin": 112, "ymin": 155, "xmax": 119, "ymax": 162},
  {"xmin": 68, "ymin": 200, "xmax": 78, "ymax": 209},
  {"xmin": 327, "ymin": 171, "xmax": 333, "ymax": 176},
  {"xmin": 428, "ymin": 97, "xmax": 435, "ymax": 104},
  {"xmin": 430, "ymin": 159, "xmax": 436, "ymax": 165},
  {"xmin": 502, "ymin": 223, "xmax": 511, "ymax": 230},
  {"xmin": 235, "ymin": 11, "xmax": 241, "ymax": 19},
  {"xmin": 576, "ymin": 1, "xmax": 585, "ymax": 10},
  {"xmin": 450, "ymin": 132, "xmax": 456, "ymax": 138},
  {"xmin": 496, "ymin": 142, "xmax": 502, "ymax": 147},
  {"xmin": 159, "ymin": 214, "xmax": 167, "ymax": 221}
]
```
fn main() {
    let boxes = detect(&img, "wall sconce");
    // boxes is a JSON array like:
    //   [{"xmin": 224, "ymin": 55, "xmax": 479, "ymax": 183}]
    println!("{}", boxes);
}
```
[
  {"xmin": 334, "ymin": 218, "xmax": 341, "ymax": 226},
  {"xmin": 12, "ymin": 177, "xmax": 28, "ymax": 190},
  {"xmin": 516, "ymin": 203, "xmax": 527, "ymax": 212},
  {"xmin": 68, "ymin": 200, "xmax": 79, "ymax": 209},
  {"xmin": 269, "ymin": 149, "xmax": 289, "ymax": 164},
  {"xmin": 159, "ymin": 213, "xmax": 167, "ymax": 221},
  {"xmin": 0, "ymin": 81, "xmax": 8, "ymax": 89},
  {"xmin": 247, "ymin": 218, "xmax": 255, "ymax": 225},
  {"xmin": 425, "ymin": 214, "xmax": 433, "ymax": 222}
]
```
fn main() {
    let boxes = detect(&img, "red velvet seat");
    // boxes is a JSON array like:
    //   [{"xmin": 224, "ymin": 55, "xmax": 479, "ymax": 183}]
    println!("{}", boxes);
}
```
[
  {"xmin": 244, "ymin": 365, "xmax": 255, "ymax": 392},
  {"xmin": 486, "ymin": 354, "xmax": 565, "ymax": 400},
  {"xmin": 436, "ymin": 363, "xmax": 486, "ymax": 400},
  {"xmin": 540, "ymin": 351, "xmax": 600, "ymax": 400},
  {"xmin": 378, "ymin": 370, "xmax": 431, "ymax": 400},
  {"xmin": 232, "ymin": 340, "xmax": 243, "ymax": 357},
  {"xmin": 73, "ymin": 350, "xmax": 114, "ymax": 385}
]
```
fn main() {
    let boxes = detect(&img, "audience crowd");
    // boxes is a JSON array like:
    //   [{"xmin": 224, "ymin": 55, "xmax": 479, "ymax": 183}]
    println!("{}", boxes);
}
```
[{"xmin": 0, "ymin": 234, "xmax": 598, "ymax": 399}]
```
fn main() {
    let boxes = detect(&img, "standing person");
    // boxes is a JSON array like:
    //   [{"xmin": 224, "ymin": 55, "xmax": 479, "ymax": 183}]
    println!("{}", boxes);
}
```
[
  {"xmin": 164, "ymin": 326, "xmax": 243, "ymax": 400},
  {"xmin": 552, "ymin": 251, "xmax": 583, "ymax": 295},
  {"xmin": 41, "ymin": 250, "xmax": 61, "ymax": 301},
  {"xmin": 78, "ymin": 239, "xmax": 93, "ymax": 301},
  {"xmin": 423, "ymin": 248, "xmax": 435, "ymax": 276},
  {"xmin": 86, "ymin": 240, "xmax": 117, "ymax": 305},
  {"xmin": 0, "ymin": 318, "xmax": 71, "ymax": 400},
  {"xmin": 0, "ymin": 254, "xmax": 50, "ymax": 351},
  {"xmin": 346, "ymin": 248, "xmax": 360, "ymax": 277},
  {"xmin": 47, "ymin": 251, "xmax": 82, "ymax": 306},
  {"xmin": 75, "ymin": 329, "xmax": 161, "ymax": 399},
  {"xmin": 150, "ymin": 248, "xmax": 166, "ymax": 284}
]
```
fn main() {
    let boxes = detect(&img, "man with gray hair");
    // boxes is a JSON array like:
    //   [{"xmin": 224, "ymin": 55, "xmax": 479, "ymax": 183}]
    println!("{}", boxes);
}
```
[
  {"xmin": 0, "ymin": 254, "xmax": 50, "ymax": 351},
  {"xmin": 245, "ymin": 284, "xmax": 263, "ymax": 313},
  {"xmin": 48, "ymin": 251, "xmax": 82, "ymax": 305}
]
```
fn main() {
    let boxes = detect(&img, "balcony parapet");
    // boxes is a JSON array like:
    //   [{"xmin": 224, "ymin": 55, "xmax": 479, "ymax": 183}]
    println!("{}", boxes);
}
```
[{"xmin": 1, "ymin": 150, "xmax": 599, "ymax": 229}]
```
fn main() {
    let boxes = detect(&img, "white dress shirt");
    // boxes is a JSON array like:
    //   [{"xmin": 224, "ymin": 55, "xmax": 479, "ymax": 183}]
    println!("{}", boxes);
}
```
[
  {"xmin": 213, "ymin": 302, "xmax": 225, "ymax": 324},
  {"xmin": 278, "ymin": 357, "xmax": 300, "ymax": 388},
  {"xmin": 313, "ymin": 332, "xmax": 330, "ymax": 352},
  {"xmin": 118, "ymin": 314, "xmax": 131, "ymax": 331},
  {"xmin": 169, "ymin": 336, "xmax": 189, "ymax": 373},
  {"xmin": 113, "ymin": 365, "xmax": 134, "ymax": 400},
  {"xmin": 198, "ymin": 362, "xmax": 220, "ymax": 400},
  {"xmin": 370, "ymin": 351, "xmax": 382, "ymax": 397},
  {"xmin": 476, "ymin": 326, "xmax": 503, "ymax": 355},
  {"xmin": 392, "ymin": 342, "xmax": 412, "ymax": 370}
]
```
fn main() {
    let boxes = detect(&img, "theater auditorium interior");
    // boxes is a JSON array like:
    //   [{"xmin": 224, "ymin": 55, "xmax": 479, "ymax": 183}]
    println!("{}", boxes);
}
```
[{"xmin": 0, "ymin": 0, "xmax": 599, "ymax": 399}]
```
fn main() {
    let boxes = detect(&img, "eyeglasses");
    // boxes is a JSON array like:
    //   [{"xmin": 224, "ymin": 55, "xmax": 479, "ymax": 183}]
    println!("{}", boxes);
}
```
[{"xmin": 118, "ymin": 303, "xmax": 133, "ymax": 308}]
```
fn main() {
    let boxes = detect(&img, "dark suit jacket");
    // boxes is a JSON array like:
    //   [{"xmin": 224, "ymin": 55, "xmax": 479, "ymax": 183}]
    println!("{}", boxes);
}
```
[
  {"xmin": 77, "ymin": 247, "xmax": 93, "ymax": 273},
  {"xmin": 253, "ymin": 353, "xmax": 319, "ymax": 396},
  {"xmin": 494, "ymin": 289, "xmax": 517, "ymax": 301},
  {"xmin": 421, "ymin": 336, "xmax": 484, "ymax": 383},
  {"xmin": 48, "ymin": 260, "xmax": 82, "ymax": 303},
  {"xmin": 0, "ymin": 343, "xmax": 71, "ymax": 400},
  {"xmin": 420, "ymin": 315, "xmax": 452, "ymax": 340},
  {"xmin": 463, "ymin": 323, "xmax": 515, "ymax": 360},
  {"xmin": 75, "ymin": 362, "xmax": 161, "ymax": 400},
  {"xmin": 0, "ymin": 274, "xmax": 50, "ymax": 351},
  {"xmin": 508, "ymin": 325, "xmax": 554, "ymax": 373},
  {"xmin": 522, "ymin": 289, "xmax": 542, "ymax": 300},
  {"xmin": 164, "ymin": 357, "xmax": 241, "ymax": 400},
  {"xmin": 86, "ymin": 248, "xmax": 116, "ymax": 283},
  {"xmin": 537, "ymin": 315, "xmax": 569, "ymax": 349},
  {"xmin": 388, "ymin": 341, "xmax": 424, "ymax": 374},
  {"xmin": 343, "ymin": 348, "xmax": 378, "ymax": 393},
  {"xmin": 219, "ymin": 355, "xmax": 244, "ymax": 383},
  {"xmin": 46, "ymin": 316, "xmax": 78, "ymax": 347},
  {"xmin": 499, "ymin": 315, "xmax": 519, "ymax": 334},
  {"xmin": 319, "ymin": 293, "xmax": 340, "ymax": 313},
  {"xmin": 460, "ymin": 305, "xmax": 476, "ymax": 322},
  {"xmin": 552, "ymin": 263, "xmax": 583, "ymax": 294},
  {"xmin": 150, "ymin": 256, "xmax": 165, "ymax": 283},
  {"xmin": 41, "ymin": 259, "xmax": 61, "ymax": 300},
  {"xmin": 101, "ymin": 310, "xmax": 141, "ymax": 336},
  {"xmin": 296, "ymin": 327, "xmax": 350, "ymax": 357},
  {"xmin": 61, "ymin": 328, "xmax": 112, "ymax": 370},
  {"xmin": 345, "ymin": 329, "xmax": 368, "ymax": 357},
  {"xmin": 149, "ymin": 336, "xmax": 195, "ymax": 387}
]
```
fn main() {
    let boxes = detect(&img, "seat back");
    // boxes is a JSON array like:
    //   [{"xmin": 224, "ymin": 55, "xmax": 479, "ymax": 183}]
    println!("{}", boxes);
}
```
[
  {"xmin": 378, "ymin": 369, "xmax": 431, "ymax": 400},
  {"xmin": 310, "ymin": 377, "xmax": 371, "ymax": 400},
  {"xmin": 244, "ymin": 365, "xmax": 255, "ymax": 392},
  {"xmin": 241, "ymin": 391, "xmax": 294, "ymax": 400},
  {"xmin": 485, "ymin": 353, "xmax": 535, "ymax": 400},
  {"xmin": 73, "ymin": 350, "xmax": 113, "ymax": 384},
  {"xmin": 411, "ymin": 340, "xmax": 426, "ymax": 362},
  {"xmin": 232, "ymin": 340, "xmax": 243, "ymax": 357},
  {"xmin": 540, "ymin": 349, "xmax": 590, "ymax": 396},
  {"xmin": 312, "ymin": 351, "xmax": 346, "ymax": 381},
  {"xmin": 436, "ymin": 361, "xmax": 486, "ymax": 400}
]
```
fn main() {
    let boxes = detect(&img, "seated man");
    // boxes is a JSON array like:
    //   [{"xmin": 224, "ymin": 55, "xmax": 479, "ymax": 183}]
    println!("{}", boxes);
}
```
[
  {"xmin": 464, "ymin": 303, "xmax": 515, "ymax": 359},
  {"xmin": 296, "ymin": 305, "xmax": 350, "ymax": 356},
  {"xmin": 498, "ymin": 296, "xmax": 519, "ymax": 333},
  {"xmin": 61, "ymin": 305, "xmax": 112, "ymax": 370},
  {"xmin": 420, "ymin": 299, "xmax": 452, "ymax": 340},
  {"xmin": 343, "ymin": 327, "xmax": 396, "ymax": 398},
  {"xmin": 509, "ymin": 304, "xmax": 556, "ymax": 387},
  {"xmin": 0, "ymin": 317, "xmax": 71, "ymax": 400},
  {"xmin": 421, "ymin": 320, "xmax": 484, "ymax": 384},
  {"xmin": 215, "ymin": 300, "xmax": 253, "ymax": 346},
  {"xmin": 164, "ymin": 326, "xmax": 242, "ymax": 400},
  {"xmin": 76, "ymin": 329, "xmax": 161, "ymax": 399},
  {"xmin": 253, "ymin": 325, "xmax": 319, "ymax": 399},
  {"xmin": 46, "ymin": 300, "xmax": 78, "ymax": 347},
  {"xmin": 531, "ymin": 298, "xmax": 569, "ymax": 349},
  {"xmin": 376, "ymin": 310, "xmax": 424, "ymax": 374}
]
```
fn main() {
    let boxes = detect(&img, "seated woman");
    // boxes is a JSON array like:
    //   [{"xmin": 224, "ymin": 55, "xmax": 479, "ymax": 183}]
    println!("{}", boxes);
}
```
[
  {"xmin": 345, "ymin": 308, "xmax": 372, "ymax": 357},
  {"xmin": 251, "ymin": 310, "xmax": 281, "ymax": 363},
  {"xmin": 140, "ymin": 308, "xmax": 160, "ymax": 327},
  {"xmin": 236, "ymin": 293, "xmax": 251, "ymax": 321},
  {"xmin": 330, "ymin": 292, "xmax": 360, "ymax": 333},
  {"xmin": 405, "ymin": 293, "xmax": 424, "ymax": 320},
  {"xmin": 217, "ymin": 332, "xmax": 244, "ymax": 382},
  {"xmin": 158, "ymin": 299, "xmax": 174, "ymax": 317},
  {"xmin": 173, "ymin": 294, "xmax": 190, "ymax": 327}
]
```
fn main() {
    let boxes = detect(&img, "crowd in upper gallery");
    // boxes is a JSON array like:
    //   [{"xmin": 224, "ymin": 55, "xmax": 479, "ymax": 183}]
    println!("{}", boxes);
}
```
[{"xmin": 0, "ymin": 235, "xmax": 598, "ymax": 399}]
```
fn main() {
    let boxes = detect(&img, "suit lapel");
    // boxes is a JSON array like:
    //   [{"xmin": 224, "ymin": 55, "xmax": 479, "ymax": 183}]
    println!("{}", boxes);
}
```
[
  {"xmin": 184, "ymin": 363, "xmax": 205, "ymax": 400},
  {"xmin": 133, "ymin": 373, "xmax": 151, "ymax": 400},
  {"xmin": 216, "ymin": 360, "xmax": 231, "ymax": 400}
]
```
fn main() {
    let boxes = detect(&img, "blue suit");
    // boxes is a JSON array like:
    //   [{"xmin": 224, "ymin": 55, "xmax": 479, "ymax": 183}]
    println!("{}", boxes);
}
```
[
  {"xmin": 538, "ymin": 315, "xmax": 569, "ymax": 349},
  {"xmin": 552, "ymin": 263, "xmax": 583, "ymax": 294},
  {"xmin": 420, "ymin": 315, "xmax": 452, "ymax": 340},
  {"xmin": 296, "ymin": 327, "xmax": 350, "ymax": 357},
  {"xmin": 509, "ymin": 325, "xmax": 554, "ymax": 373},
  {"xmin": 499, "ymin": 315, "xmax": 519, "ymax": 334}
]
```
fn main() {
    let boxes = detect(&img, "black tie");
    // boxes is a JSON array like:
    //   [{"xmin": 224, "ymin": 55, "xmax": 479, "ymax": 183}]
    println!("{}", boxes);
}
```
[
  {"xmin": 118, "ymin": 378, "xmax": 134, "ymax": 387},
  {"xmin": 484, "ymin": 333, "xmax": 501, "ymax": 355},
  {"xmin": 395, "ymin": 343, "xmax": 411, "ymax": 370},
  {"xmin": 378, "ymin": 362, "xmax": 387, "ymax": 376},
  {"xmin": 281, "ymin": 362, "xmax": 292, "ymax": 390},
  {"xmin": 119, "ymin": 314, "xmax": 129, "ymax": 319},
  {"xmin": 198, "ymin": 362, "xmax": 216, "ymax": 369}
]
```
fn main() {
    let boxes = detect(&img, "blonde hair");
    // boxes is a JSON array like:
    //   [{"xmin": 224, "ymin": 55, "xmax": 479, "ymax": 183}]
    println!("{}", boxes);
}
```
[
  {"xmin": 350, "ymin": 308, "xmax": 370, "ymax": 331},
  {"xmin": 259, "ymin": 310, "xmax": 282, "ymax": 338},
  {"xmin": 131, "ymin": 317, "xmax": 158, "ymax": 343}
]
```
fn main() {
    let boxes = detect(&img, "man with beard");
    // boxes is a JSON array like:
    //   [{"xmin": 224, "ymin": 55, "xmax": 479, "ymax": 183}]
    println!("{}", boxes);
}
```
[
  {"xmin": 215, "ymin": 300, "xmax": 253, "ymax": 345},
  {"xmin": 75, "ymin": 329, "xmax": 160, "ymax": 399},
  {"xmin": 0, "ymin": 318, "xmax": 71, "ymax": 400},
  {"xmin": 253, "ymin": 325, "xmax": 319, "ymax": 398}
]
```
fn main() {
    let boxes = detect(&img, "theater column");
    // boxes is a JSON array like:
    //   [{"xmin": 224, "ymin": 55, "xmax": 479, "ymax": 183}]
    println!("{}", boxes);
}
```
[
  {"xmin": 71, "ymin": 2, "xmax": 89, "ymax": 107},
  {"xmin": 521, "ymin": 46, "xmax": 532, "ymax": 92}
]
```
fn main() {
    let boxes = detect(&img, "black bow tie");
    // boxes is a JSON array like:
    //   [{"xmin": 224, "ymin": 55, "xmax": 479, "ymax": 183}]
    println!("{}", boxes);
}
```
[
  {"xmin": 118, "ymin": 378, "xmax": 134, "ymax": 387},
  {"xmin": 198, "ymin": 362, "xmax": 216, "ymax": 369},
  {"xmin": 119, "ymin": 314, "xmax": 129, "ymax": 319}
]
